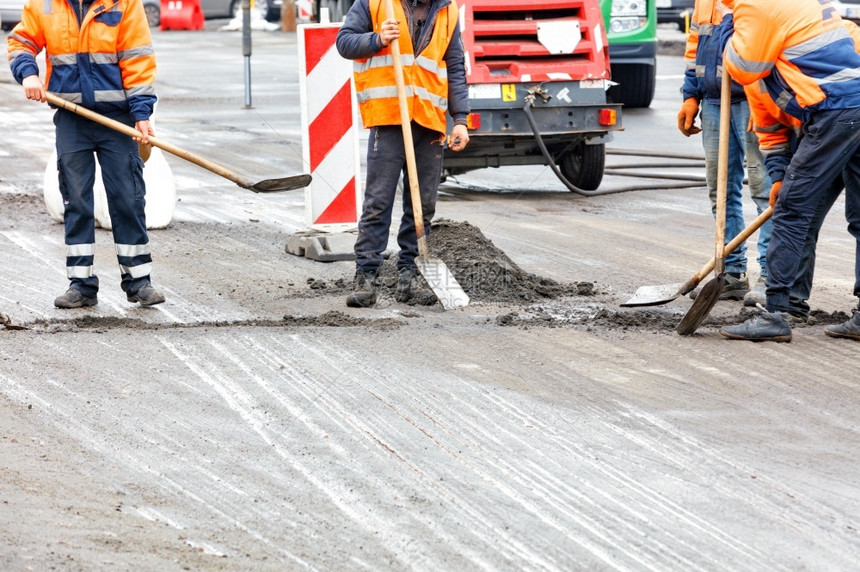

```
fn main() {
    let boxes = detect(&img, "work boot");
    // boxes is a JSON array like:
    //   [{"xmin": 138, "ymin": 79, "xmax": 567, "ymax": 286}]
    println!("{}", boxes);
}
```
[
  {"xmin": 394, "ymin": 268, "xmax": 437, "ymax": 306},
  {"xmin": 346, "ymin": 271, "xmax": 377, "ymax": 308},
  {"xmin": 824, "ymin": 310, "xmax": 860, "ymax": 341},
  {"xmin": 719, "ymin": 306, "xmax": 792, "ymax": 342},
  {"xmin": 127, "ymin": 283, "xmax": 166, "ymax": 306},
  {"xmin": 690, "ymin": 273, "xmax": 749, "ymax": 301},
  {"xmin": 54, "ymin": 288, "xmax": 97, "ymax": 309},
  {"xmin": 743, "ymin": 275, "xmax": 767, "ymax": 307}
]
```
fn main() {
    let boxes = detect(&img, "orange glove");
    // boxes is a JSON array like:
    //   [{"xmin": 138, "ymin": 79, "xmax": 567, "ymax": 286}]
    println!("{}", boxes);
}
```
[
  {"xmin": 769, "ymin": 180, "xmax": 783, "ymax": 208},
  {"xmin": 677, "ymin": 97, "xmax": 701, "ymax": 136}
]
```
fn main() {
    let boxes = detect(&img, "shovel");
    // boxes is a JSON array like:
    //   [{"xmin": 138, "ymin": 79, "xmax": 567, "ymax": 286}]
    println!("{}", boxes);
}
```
[
  {"xmin": 383, "ymin": 0, "xmax": 469, "ymax": 310},
  {"xmin": 45, "ymin": 92, "xmax": 312, "ymax": 193},
  {"xmin": 677, "ymin": 66, "xmax": 733, "ymax": 336},
  {"xmin": 621, "ymin": 206, "xmax": 772, "ymax": 307}
]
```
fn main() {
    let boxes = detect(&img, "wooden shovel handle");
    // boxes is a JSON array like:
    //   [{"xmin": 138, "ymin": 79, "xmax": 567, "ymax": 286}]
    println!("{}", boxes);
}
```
[
  {"xmin": 714, "ymin": 63, "xmax": 732, "ymax": 275},
  {"xmin": 384, "ymin": 0, "xmax": 430, "ymax": 258},
  {"xmin": 44, "ymin": 92, "xmax": 256, "ymax": 189},
  {"xmin": 692, "ymin": 206, "xmax": 773, "ymax": 282}
]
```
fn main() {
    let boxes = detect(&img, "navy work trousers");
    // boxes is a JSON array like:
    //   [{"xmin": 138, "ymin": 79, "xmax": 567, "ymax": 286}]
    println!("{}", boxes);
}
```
[
  {"xmin": 788, "ymin": 175, "xmax": 844, "ymax": 318},
  {"xmin": 354, "ymin": 123, "xmax": 444, "ymax": 275},
  {"xmin": 55, "ymin": 109, "xmax": 151, "ymax": 297},
  {"xmin": 767, "ymin": 107, "xmax": 860, "ymax": 313}
]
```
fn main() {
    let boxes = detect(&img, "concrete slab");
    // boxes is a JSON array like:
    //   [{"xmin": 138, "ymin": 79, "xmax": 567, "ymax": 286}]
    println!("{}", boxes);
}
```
[{"xmin": 285, "ymin": 229, "xmax": 357, "ymax": 262}]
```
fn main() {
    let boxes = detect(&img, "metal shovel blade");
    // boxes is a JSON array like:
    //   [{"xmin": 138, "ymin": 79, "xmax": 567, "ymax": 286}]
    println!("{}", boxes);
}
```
[
  {"xmin": 620, "ymin": 282, "xmax": 686, "ymax": 307},
  {"xmin": 415, "ymin": 255, "xmax": 470, "ymax": 310},
  {"xmin": 246, "ymin": 174, "xmax": 313, "ymax": 193},
  {"xmin": 676, "ymin": 274, "xmax": 723, "ymax": 335}
]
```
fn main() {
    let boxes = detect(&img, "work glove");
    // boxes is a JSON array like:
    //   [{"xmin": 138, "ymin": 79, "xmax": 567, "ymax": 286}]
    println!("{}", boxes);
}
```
[
  {"xmin": 677, "ymin": 97, "xmax": 701, "ymax": 136},
  {"xmin": 769, "ymin": 180, "xmax": 783, "ymax": 208}
]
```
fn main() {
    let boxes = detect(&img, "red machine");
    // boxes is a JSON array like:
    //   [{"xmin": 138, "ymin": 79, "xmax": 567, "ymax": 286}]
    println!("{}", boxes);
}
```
[
  {"xmin": 159, "ymin": 0, "xmax": 205, "ymax": 31},
  {"xmin": 444, "ymin": 0, "xmax": 622, "ymax": 192}
]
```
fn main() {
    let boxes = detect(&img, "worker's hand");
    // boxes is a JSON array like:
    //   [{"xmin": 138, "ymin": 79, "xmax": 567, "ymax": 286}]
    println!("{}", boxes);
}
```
[
  {"xmin": 769, "ymin": 180, "xmax": 783, "ymax": 208},
  {"xmin": 747, "ymin": 116, "xmax": 754, "ymax": 132},
  {"xmin": 134, "ymin": 120, "xmax": 154, "ymax": 146},
  {"xmin": 448, "ymin": 124, "xmax": 469, "ymax": 152},
  {"xmin": 377, "ymin": 18, "xmax": 400, "ymax": 48},
  {"xmin": 22, "ymin": 75, "xmax": 46, "ymax": 103},
  {"xmin": 677, "ymin": 97, "xmax": 701, "ymax": 136}
]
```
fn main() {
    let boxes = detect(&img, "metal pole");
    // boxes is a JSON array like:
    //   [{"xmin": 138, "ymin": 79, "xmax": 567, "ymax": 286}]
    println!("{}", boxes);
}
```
[{"xmin": 242, "ymin": 0, "xmax": 253, "ymax": 108}]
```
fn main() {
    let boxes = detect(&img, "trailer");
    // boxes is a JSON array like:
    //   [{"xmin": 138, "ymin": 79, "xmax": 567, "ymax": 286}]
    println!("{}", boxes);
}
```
[{"xmin": 443, "ymin": 0, "xmax": 623, "ymax": 192}]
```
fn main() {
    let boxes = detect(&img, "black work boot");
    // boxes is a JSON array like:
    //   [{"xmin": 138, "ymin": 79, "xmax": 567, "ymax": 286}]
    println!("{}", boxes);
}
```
[
  {"xmin": 346, "ymin": 271, "xmax": 377, "ymax": 308},
  {"xmin": 824, "ymin": 310, "xmax": 860, "ymax": 341},
  {"xmin": 127, "ymin": 283, "xmax": 166, "ymax": 306},
  {"xmin": 394, "ymin": 268, "xmax": 437, "ymax": 306},
  {"xmin": 719, "ymin": 306, "xmax": 792, "ymax": 342},
  {"xmin": 54, "ymin": 287, "xmax": 98, "ymax": 309}
]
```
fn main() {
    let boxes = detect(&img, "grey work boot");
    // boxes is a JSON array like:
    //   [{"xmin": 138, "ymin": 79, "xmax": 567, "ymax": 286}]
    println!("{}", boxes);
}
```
[
  {"xmin": 127, "ymin": 283, "xmax": 166, "ymax": 306},
  {"xmin": 719, "ymin": 306, "xmax": 792, "ymax": 342},
  {"xmin": 743, "ymin": 275, "xmax": 767, "ymax": 307},
  {"xmin": 394, "ymin": 268, "xmax": 437, "ymax": 306},
  {"xmin": 346, "ymin": 271, "xmax": 377, "ymax": 308},
  {"xmin": 690, "ymin": 273, "xmax": 749, "ymax": 301},
  {"xmin": 54, "ymin": 288, "xmax": 98, "ymax": 309},
  {"xmin": 824, "ymin": 310, "xmax": 860, "ymax": 341}
]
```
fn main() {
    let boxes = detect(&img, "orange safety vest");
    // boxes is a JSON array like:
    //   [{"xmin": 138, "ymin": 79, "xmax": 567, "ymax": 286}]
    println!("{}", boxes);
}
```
[{"xmin": 353, "ymin": 0, "xmax": 458, "ymax": 133}]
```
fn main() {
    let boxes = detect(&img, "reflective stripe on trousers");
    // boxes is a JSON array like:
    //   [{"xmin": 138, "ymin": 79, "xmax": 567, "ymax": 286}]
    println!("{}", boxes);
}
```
[{"xmin": 54, "ymin": 109, "xmax": 152, "ymax": 296}]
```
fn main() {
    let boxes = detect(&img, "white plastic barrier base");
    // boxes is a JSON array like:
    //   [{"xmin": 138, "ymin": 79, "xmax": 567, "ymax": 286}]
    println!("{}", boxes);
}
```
[{"xmin": 43, "ymin": 147, "xmax": 177, "ymax": 230}]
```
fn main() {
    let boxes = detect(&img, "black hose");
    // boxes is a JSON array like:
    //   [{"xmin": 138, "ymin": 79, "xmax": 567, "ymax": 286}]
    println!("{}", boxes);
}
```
[
  {"xmin": 607, "ymin": 148, "xmax": 706, "ymax": 161},
  {"xmin": 522, "ymin": 98, "xmax": 706, "ymax": 195}
]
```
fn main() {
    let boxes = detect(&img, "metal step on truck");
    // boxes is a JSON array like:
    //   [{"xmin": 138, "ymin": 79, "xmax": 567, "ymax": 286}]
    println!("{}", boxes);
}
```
[{"xmin": 442, "ymin": 0, "xmax": 623, "ymax": 193}]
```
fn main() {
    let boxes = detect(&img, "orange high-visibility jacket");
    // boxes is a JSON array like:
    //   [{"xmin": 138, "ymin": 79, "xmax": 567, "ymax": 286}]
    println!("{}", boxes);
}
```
[
  {"xmin": 725, "ymin": 0, "xmax": 860, "ymax": 119},
  {"xmin": 352, "ymin": 0, "xmax": 459, "ymax": 133},
  {"xmin": 7, "ymin": 0, "xmax": 157, "ymax": 120},
  {"xmin": 744, "ymin": 19, "xmax": 860, "ymax": 175}
]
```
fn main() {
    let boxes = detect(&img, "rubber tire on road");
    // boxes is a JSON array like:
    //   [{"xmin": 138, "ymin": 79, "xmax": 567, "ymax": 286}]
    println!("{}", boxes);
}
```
[
  {"xmin": 608, "ymin": 63, "xmax": 656, "ymax": 109},
  {"xmin": 560, "ymin": 142, "xmax": 605, "ymax": 191},
  {"xmin": 321, "ymin": 0, "xmax": 351, "ymax": 21},
  {"xmin": 144, "ymin": 2, "xmax": 160, "ymax": 27}
]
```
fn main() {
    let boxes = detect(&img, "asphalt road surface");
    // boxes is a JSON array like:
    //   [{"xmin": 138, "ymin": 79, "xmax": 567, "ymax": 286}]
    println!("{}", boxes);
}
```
[{"xmin": 1, "ymin": 24, "xmax": 858, "ymax": 571}]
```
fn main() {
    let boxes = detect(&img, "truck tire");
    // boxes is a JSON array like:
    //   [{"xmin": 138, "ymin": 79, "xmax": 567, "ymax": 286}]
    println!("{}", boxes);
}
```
[
  {"xmin": 560, "ymin": 143, "xmax": 605, "ymax": 191},
  {"xmin": 608, "ymin": 63, "xmax": 656, "ymax": 109}
]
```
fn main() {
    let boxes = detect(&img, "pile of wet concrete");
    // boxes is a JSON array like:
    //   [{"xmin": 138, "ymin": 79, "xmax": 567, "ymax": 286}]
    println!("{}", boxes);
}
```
[{"xmin": 375, "ymin": 219, "xmax": 596, "ymax": 304}]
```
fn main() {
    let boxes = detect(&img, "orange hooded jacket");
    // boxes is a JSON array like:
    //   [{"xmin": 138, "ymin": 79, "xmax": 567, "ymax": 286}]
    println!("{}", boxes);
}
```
[
  {"xmin": 7, "ymin": 0, "xmax": 157, "ymax": 120},
  {"xmin": 725, "ymin": 0, "xmax": 860, "ymax": 119}
]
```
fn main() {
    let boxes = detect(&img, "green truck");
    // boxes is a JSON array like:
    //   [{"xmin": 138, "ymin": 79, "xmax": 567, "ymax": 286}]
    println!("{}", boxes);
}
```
[{"xmin": 600, "ymin": 0, "xmax": 658, "ymax": 108}]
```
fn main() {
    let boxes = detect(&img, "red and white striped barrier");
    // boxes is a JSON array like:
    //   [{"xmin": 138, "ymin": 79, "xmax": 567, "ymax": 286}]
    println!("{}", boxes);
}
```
[{"xmin": 298, "ymin": 22, "xmax": 361, "ymax": 232}]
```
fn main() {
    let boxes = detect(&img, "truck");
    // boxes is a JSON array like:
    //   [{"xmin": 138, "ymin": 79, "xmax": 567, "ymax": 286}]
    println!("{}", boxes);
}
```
[
  {"xmin": 599, "ymin": 0, "xmax": 658, "ymax": 108},
  {"xmin": 440, "ymin": 0, "xmax": 623, "ymax": 192}
]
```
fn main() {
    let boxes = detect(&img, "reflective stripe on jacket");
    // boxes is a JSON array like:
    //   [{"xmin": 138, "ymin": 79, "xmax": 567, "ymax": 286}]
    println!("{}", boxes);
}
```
[
  {"xmin": 7, "ymin": 0, "xmax": 157, "ymax": 121},
  {"xmin": 725, "ymin": 0, "xmax": 860, "ymax": 119},
  {"xmin": 351, "ymin": 0, "xmax": 458, "ymax": 133}
]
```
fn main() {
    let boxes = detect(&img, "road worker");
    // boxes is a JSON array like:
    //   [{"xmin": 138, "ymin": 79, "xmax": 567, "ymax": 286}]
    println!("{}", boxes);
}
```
[
  {"xmin": 336, "ymin": 0, "xmax": 469, "ymax": 308},
  {"xmin": 7, "ymin": 0, "xmax": 165, "ymax": 308},
  {"xmin": 678, "ymin": 0, "xmax": 772, "ymax": 306},
  {"xmin": 718, "ymin": 0, "xmax": 860, "ymax": 341},
  {"xmin": 743, "ymin": 79, "xmax": 844, "ymax": 325}
]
